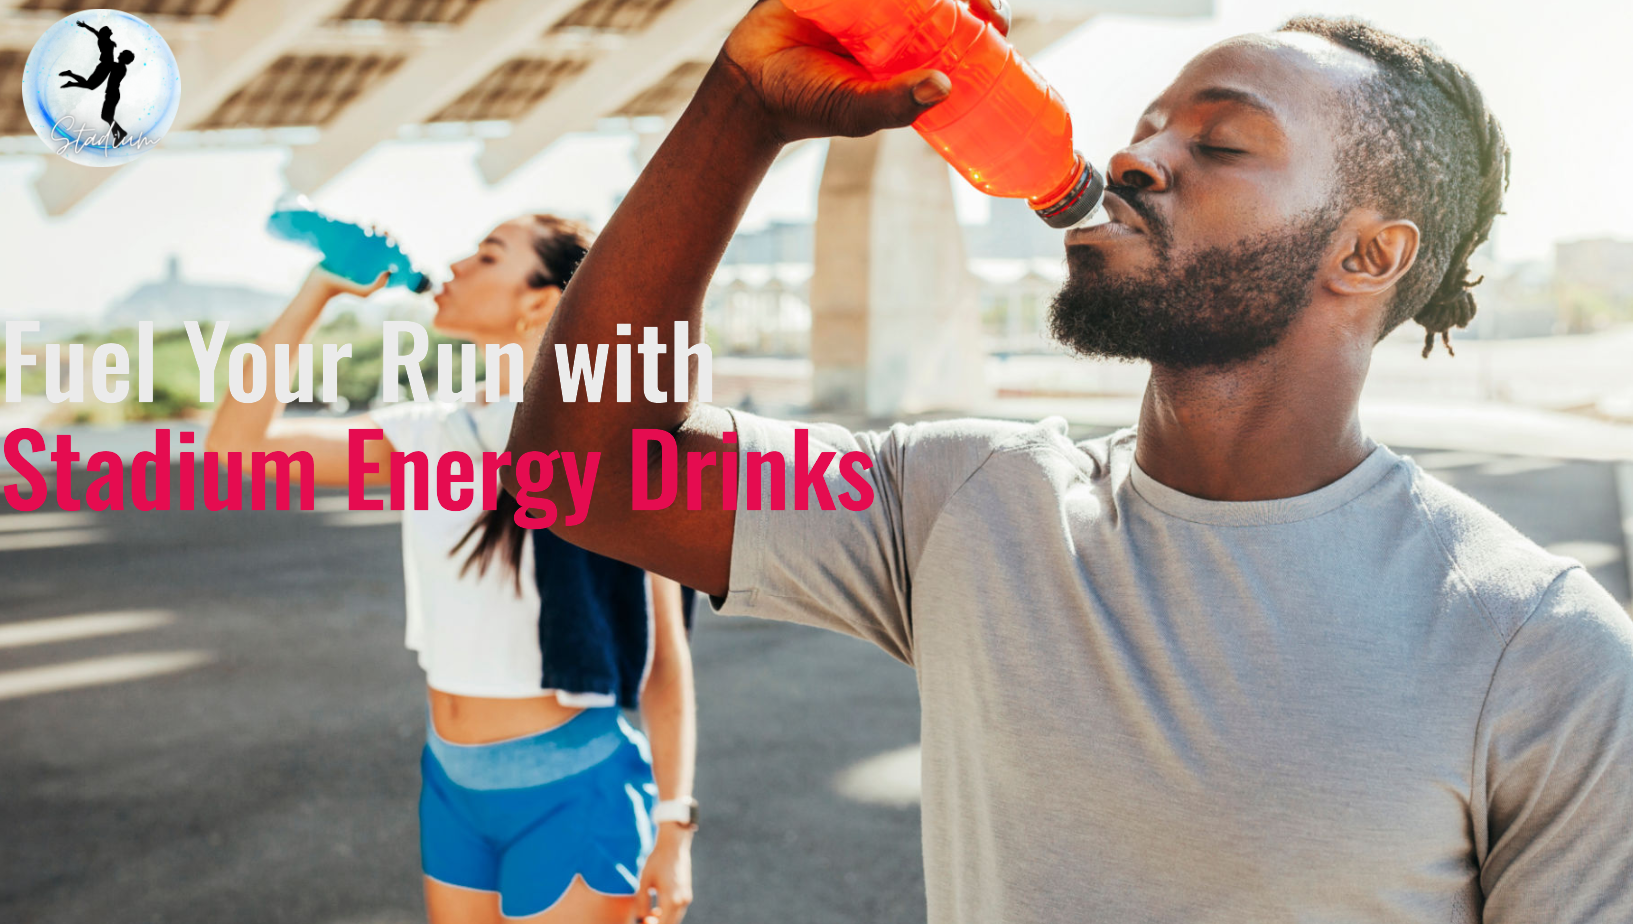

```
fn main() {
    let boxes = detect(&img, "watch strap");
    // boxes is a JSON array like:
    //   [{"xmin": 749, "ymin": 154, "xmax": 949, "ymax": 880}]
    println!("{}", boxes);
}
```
[{"xmin": 653, "ymin": 797, "xmax": 698, "ymax": 829}]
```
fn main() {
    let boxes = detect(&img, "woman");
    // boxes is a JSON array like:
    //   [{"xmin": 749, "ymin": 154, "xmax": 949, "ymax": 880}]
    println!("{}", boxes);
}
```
[{"xmin": 207, "ymin": 215, "xmax": 695, "ymax": 924}]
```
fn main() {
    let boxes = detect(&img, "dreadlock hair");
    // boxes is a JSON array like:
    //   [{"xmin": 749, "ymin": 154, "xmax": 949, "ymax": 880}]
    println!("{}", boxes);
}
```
[
  {"xmin": 1279, "ymin": 16, "xmax": 1510, "ymax": 358},
  {"xmin": 453, "ymin": 214, "xmax": 593, "ymax": 592}
]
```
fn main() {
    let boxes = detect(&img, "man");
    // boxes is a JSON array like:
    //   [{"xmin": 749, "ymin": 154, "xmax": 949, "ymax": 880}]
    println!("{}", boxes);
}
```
[
  {"xmin": 59, "ymin": 22, "xmax": 133, "ymax": 146},
  {"xmin": 509, "ymin": 3, "xmax": 1633, "ymax": 921}
]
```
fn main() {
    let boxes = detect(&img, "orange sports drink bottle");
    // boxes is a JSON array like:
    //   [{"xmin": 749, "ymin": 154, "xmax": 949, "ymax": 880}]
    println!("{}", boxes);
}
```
[{"xmin": 780, "ymin": 0, "xmax": 1103, "ymax": 227}]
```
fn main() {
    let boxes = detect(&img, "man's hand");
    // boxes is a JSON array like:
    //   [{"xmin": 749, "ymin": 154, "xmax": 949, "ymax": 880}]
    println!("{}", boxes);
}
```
[
  {"xmin": 637, "ymin": 826, "xmax": 693, "ymax": 923},
  {"xmin": 720, "ymin": 0, "xmax": 951, "ymax": 144}
]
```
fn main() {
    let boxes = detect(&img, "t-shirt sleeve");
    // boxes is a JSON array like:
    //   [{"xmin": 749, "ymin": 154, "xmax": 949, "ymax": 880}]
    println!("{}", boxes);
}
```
[
  {"xmin": 1473, "ymin": 566, "xmax": 1633, "ymax": 923},
  {"xmin": 709, "ymin": 409, "xmax": 1024, "ymax": 665},
  {"xmin": 368, "ymin": 399, "xmax": 457, "ymax": 456}
]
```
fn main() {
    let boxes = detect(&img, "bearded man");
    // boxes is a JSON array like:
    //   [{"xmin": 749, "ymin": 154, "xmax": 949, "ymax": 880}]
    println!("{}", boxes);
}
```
[{"xmin": 508, "ymin": 4, "xmax": 1633, "ymax": 921}]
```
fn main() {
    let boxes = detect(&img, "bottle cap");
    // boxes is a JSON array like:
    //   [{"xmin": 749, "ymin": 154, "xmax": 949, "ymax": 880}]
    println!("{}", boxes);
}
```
[{"xmin": 1033, "ymin": 155, "xmax": 1104, "ymax": 229}]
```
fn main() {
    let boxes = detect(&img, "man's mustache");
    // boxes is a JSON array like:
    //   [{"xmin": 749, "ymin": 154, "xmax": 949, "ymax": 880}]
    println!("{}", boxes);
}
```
[{"xmin": 1105, "ymin": 183, "xmax": 1167, "ymax": 245}]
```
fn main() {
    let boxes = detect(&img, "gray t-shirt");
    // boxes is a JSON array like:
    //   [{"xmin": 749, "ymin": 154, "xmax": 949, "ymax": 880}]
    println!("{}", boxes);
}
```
[{"xmin": 711, "ymin": 412, "xmax": 1633, "ymax": 924}]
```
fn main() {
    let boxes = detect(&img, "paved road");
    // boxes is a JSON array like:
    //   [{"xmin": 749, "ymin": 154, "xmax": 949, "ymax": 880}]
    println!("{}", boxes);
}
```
[{"xmin": 0, "ymin": 444, "xmax": 1628, "ymax": 924}]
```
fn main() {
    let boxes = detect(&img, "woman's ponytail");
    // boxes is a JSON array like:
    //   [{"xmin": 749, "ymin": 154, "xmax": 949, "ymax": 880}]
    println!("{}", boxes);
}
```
[{"xmin": 452, "ymin": 214, "xmax": 593, "ymax": 592}]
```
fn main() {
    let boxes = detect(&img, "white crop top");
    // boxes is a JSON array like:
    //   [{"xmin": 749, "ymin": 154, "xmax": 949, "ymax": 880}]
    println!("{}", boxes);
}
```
[{"xmin": 370, "ymin": 395, "xmax": 615, "ymax": 706}]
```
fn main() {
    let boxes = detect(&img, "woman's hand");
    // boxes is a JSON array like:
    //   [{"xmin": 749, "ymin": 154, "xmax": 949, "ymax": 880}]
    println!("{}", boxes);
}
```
[
  {"xmin": 637, "ymin": 825, "xmax": 693, "ymax": 923},
  {"xmin": 303, "ymin": 265, "xmax": 390, "ymax": 301},
  {"xmin": 718, "ymin": 0, "xmax": 951, "ymax": 143}
]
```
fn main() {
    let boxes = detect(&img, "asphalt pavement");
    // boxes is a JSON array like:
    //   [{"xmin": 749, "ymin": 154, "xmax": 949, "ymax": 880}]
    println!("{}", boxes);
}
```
[{"xmin": 0, "ymin": 443, "xmax": 1628, "ymax": 924}]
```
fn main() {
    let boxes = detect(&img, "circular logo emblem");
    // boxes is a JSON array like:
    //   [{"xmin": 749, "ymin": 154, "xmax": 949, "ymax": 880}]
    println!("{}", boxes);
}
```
[{"xmin": 20, "ymin": 10, "xmax": 181, "ymax": 167}]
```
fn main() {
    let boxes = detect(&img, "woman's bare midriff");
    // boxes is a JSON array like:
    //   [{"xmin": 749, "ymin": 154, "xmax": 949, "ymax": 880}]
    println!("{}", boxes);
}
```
[{"xmin": 428, "ymin": 686, "xmax": 583, "ymax": 745}]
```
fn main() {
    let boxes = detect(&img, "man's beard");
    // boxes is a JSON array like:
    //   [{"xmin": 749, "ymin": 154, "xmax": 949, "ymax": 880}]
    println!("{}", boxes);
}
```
[{"xmin": 1048, "ymin": 205, "xmax": 1341, "ymax": 369}]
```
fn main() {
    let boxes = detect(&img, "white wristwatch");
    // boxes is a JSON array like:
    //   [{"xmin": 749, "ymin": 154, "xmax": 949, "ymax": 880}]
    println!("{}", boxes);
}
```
[{"xmin": 653, "ymin": 797, "xmax": 699, "ymax": 830}]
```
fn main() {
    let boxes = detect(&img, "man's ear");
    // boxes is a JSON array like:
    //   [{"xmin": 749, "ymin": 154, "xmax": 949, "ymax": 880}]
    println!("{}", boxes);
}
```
[{"xmin": 1326, "ymin": 212, "xmax": 1420, "ymax": 298}]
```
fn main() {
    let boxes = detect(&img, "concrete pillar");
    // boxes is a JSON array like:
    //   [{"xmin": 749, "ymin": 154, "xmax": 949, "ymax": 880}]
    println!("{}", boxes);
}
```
[{"xmin": 810, "ymin": 129, "xmax": 982, "ymax": 417}]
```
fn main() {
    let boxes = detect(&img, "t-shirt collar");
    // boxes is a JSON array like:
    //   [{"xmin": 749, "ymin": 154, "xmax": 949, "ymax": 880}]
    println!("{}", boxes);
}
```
[{"xmin": 1119, "ymin": 431, "xmax": 1402, "ymax": 527}]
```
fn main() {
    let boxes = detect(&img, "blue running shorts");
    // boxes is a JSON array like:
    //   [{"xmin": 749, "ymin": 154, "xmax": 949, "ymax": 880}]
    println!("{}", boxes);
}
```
[{"xmin": 419, "ymin": 707, "xmax": 658, "ymax": 917}]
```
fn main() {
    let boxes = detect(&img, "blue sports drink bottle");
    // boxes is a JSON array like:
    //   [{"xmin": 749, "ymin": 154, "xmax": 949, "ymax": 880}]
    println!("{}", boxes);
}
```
[{"xmin": 267, "ymin": 197, "xmax": 432, "ymax": 293}]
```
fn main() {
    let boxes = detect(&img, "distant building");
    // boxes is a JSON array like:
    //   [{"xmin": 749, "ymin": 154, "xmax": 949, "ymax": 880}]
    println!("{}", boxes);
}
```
[
  {"xmin": 1469, "ymin": 259, "xmax": 1557, "ymax": 340},
  {"xmin": 721, "ymin": 221, "xmax": 814, "ymax": 266},
  {"xmin": 961, "ymin": 199, "xmax": 1067, "ymax": 261},
  {"xmin": 709, "ymin": 203, "xmax": 1074, "ymax": 357},
  {"xmin": 705, "ymin": 263, "xmax": 812, "ymax": 357},
  {"xmin": 972, "ymin": 258, "xmax": 1066, "ymax": 354},
  {"xmin": 102, "ymin": 255, "xmax": 288, "ymax": 332},
  {"xmin": 708, "ymin": 222, "xmax": 815, "ymax": 356},
  {"xmin": 1554, "ymin": 237, "xmax": 1633, "ymax": 333}
]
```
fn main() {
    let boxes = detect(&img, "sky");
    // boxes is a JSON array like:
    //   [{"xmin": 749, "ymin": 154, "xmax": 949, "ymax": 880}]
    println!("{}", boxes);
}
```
[{"xmin": 0, "ymin": 0, "xmax": 1631, "ymax": 323}]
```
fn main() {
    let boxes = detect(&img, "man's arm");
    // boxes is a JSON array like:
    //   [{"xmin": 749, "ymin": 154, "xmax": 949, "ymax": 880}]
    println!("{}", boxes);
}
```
[
  {"xmin": 506, "ymin": 1, "xmax": 950, "ymax": 595},
  {"xmin": 1474, "ymin": 568, "xmax": 1633, "ymax": 922}
]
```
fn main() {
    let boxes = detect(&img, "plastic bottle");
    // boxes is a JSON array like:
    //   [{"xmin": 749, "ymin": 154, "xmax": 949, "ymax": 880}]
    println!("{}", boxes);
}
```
[
  {"xmin": 267, "ymin": 197, "xmax": 432, "ymax": 293},
  {"xmin": 780, "ymin": 0, "xmax": 1102, "ymax": 228}
]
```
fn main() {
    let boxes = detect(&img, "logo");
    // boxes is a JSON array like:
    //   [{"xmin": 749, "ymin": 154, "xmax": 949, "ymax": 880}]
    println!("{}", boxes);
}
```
[{"xmin": 20, "ymin": 10, "xmax": 181, "ymax": 167}]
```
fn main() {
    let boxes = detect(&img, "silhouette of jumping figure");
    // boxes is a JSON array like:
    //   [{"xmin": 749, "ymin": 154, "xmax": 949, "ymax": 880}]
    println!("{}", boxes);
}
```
[{"xmin": 58, "ymin": 20, "xmax": 133, "ymax": 145}]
